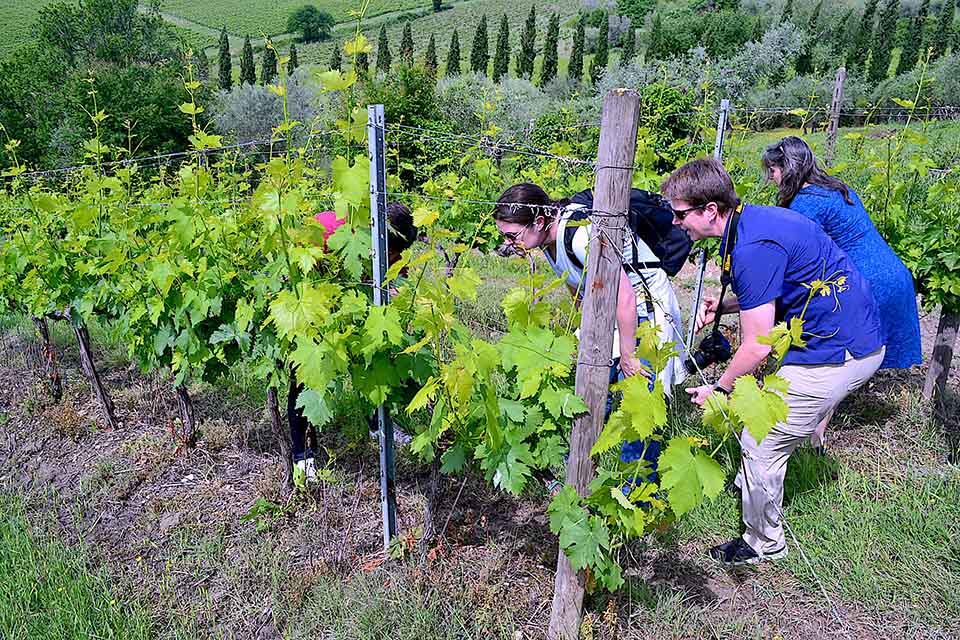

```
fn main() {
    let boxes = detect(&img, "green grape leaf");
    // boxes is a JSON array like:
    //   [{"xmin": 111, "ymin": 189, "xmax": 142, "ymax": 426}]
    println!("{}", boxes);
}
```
[
  {"xmin": 729, "ymin": 376, "xmax": 788, "ymax": 444},
  {"xmin": 548, "ymin": 485, "xmax": 584, "ymax": 534},
  {"xmin": 592, "ymin": 375, "xmax": 665, "ymax": 456},
  {"xmin": 361, "ymin": 305, "xmax": 403, "ymax": 363},
  {"xmin": 327, "ymin": 224, "xmax": 370, "ymax": 280},
  {"xmin": 406, "ymin": 376, "xmax": 439, "ymax": 414},
  {"xmin": 560, "ymin": 515, "xmax": 611, "ymax": 572},
  {"xmin": 447, "ymin": 267, "xmax": 481, "ymax": 301},
  {"xmin": 539, "ymin": 385, "xmax": 588, "ymax": 419},
  {"xmin": 295, "ymin": 388, "xmax": 334, "ymax": 428},
  {"xmin": 440, "ymin": 443, "xmax": 466, "ymax": 474},
  {"xmin": 702, "ymin": 391, "xmax": 737, "ymax": 436},
  {"xmin": 659, "ymin": 437, "xmax": 725, "ymax": 517}
]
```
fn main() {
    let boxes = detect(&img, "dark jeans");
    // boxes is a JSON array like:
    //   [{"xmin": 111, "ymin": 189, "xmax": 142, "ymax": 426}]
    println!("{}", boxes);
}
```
[{"xmin": 287, "ymin": 375, "xmax": 316, "ymax": 462}]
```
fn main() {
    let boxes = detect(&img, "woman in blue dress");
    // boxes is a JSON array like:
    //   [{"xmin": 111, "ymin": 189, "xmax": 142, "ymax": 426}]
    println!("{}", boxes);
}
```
[{"xmin": 761, "ymin": 136, "xmax": 922, "ymax": 448}]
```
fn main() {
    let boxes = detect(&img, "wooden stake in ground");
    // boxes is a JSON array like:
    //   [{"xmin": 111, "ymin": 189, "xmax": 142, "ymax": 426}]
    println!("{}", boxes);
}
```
[
  {"xmin": 32, "ymin": 316, "xmax": 62, "ymax": 402},
  {"xmin": 70, "ymin": 318, "xmax": 118, "ymax": 430},
  {"xmin": 548, "ymin": 89, "xmax": 641, "ymax": 640},
  {"xmin": 922, "ymin": 308, "xmax": 959, "ymax": 411},
  {"xmin": 174, "ymin": 383, "xmax": 196, "ymax": 447},
  {"xmin": 267, "ymin": 387, "xmax": 294, "ymax": 491},
  {"xmin": 824, "ymin": 67, "xmax": 846, "ymax": 167}
]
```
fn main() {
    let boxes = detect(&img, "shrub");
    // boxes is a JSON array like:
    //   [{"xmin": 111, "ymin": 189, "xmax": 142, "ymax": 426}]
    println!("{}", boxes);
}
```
[
  {"xmin": 287, "ymin": 5, "xmax": 334, "ymax": 43},
  {"xmin": 212, "ymin": 67, "xmax": 322, "ymax": 148}
]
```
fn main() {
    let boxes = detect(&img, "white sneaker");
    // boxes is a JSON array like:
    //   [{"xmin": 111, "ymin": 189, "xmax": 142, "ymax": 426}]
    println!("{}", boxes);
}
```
[{"xmin": 295, "ymin": 457, "xmax": 318, "ymax": 484}]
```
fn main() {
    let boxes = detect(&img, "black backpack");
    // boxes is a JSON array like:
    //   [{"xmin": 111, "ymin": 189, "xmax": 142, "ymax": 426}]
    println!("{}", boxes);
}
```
[{"xmin": 565, "ymin": 189, "xmax": 692, "ymax": 277}]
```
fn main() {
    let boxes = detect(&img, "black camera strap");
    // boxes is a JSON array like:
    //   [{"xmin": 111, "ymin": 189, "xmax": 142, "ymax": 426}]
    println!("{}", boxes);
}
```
[{"xmin": 711, "ymin": 202, "xmax": 744, "ymax": 335}]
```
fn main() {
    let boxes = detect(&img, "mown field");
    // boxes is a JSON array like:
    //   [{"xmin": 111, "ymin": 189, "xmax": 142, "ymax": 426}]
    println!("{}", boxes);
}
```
[
  {"xmin": 291, "ymin": 0, "xmax": 582, "ymax": 70},
  {"xmin": 161, "ymin": 0, "xmax": 435, "ymax": 37},
  {"xmin": 0, "ymin": 0, "xmax": 57, "ymax": 57}
]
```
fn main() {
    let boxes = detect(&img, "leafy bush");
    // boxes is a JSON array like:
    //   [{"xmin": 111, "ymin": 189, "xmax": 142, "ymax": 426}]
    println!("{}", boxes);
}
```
[
  {"xmin": 212, "ymin": 67, "xmax": 323, "ymax": 147},
  {"xmin": 287, "ymin": 5, "xmax": 335, "ymax": 43}
]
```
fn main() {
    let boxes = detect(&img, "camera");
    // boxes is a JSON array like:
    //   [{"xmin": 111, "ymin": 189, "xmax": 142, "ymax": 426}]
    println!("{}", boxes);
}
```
[{"xmin": 685, "ymin": 331, "xmax": 732, "ymax": 374}]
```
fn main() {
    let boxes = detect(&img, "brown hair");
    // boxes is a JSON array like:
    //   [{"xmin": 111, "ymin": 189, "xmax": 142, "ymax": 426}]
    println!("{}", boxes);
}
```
[
  {"xmin": 493, "ymin": 183, "xmax": 567, "ymax": 225},
  {"xmin": 761, "ymin": 136, "xmax": 853, "ymax": 208},
  {"xmin": 660, "ymin": 158, "xmax": 740, "ymax": 213},
  {"xmin": 387, "ymin": 202, "xmax": 417, "ymax": 251}
]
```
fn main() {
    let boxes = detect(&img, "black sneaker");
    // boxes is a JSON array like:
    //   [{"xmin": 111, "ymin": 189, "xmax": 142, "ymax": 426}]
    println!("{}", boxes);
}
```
[{"xmin": 708, "ymin": 538, "xmax": 787, "ymax": 566}]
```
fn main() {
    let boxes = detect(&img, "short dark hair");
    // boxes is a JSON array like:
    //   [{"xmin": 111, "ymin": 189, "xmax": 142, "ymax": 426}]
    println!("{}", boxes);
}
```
[
  {"xmin": 387, "ymin": 202, "xmax": 417, "ymax": 251},
  {"xmin": 761, "ymin": 136, "xmax": 853, "ymax": 207},
  {"xmin": 660, "ymin": 158, "xmax": 740, "ymax": 213}
]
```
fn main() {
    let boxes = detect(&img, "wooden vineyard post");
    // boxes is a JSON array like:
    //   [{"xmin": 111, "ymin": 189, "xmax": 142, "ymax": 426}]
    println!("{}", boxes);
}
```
[
  {"xmin": 32, "ymin": 316, "xmax": 63, "ymax": 402},
  {"xmin": 922, "ymin": 308, "xmax": 959, "ymax": 412},
  {"xmin": 174, "ymin": 384, "xmax": 196, "ymax": 447},
  {"xmin": 67, "ymin": 311, "xmax": 118, "ymax": 430},
  {"xmin": 368, "ymin": 103, "xmax": 398, "ymax": 553},
  {"xmin": 547, "ymin": 89, "xmax": 641, "ymax": 640},
  {"xmin": 686, "ymin": 99, "xmax": 731, "ymax": 354},
  {"xmin": 267, "ymin": 387, "xmax": 294, "ymax": 491},
  {"xmin": 824, "ymin": 67, "xmax": 846, "ymax": 167}
]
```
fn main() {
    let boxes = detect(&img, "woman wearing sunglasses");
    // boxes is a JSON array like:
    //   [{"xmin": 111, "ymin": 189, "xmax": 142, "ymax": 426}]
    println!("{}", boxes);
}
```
[{"xmin": 493, "ymin": 182, "xmax": 689, "ymax": 488}]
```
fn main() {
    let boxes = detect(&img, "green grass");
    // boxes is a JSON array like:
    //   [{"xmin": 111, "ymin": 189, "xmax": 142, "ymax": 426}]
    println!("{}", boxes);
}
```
[
  {"xmin": 0, "ymin": 493, "xmax": 154, "ymax": 640},
  {"xmin": 161, "ymin": 0, "xmax": 436, "ymax": 38},
  {"xmin": 292, "ymin": 0, "xmax": 582, "ymax": 69},
  {"xmin": 0, "ymin": 0, "xmax": 57, "ymax": 57}
]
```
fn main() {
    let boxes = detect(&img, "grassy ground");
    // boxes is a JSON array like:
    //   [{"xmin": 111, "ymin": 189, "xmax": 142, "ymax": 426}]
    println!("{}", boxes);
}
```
[
  {"xmin": 0, "ymin": 494, "xmax": 154, "ymax": 640},
  {"xmin": 0, "ymin": 0, "xmax": 57, "ymax": 57},
  {"xmin": 1, "ymin": 238, "xmax": 958, "ymax": 638}
]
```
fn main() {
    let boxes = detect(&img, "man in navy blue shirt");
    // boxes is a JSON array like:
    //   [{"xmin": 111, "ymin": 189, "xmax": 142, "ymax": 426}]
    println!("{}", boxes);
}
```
[{"xmin": 662, "ymin": 158, "xmax": 884, "ymax": 566}]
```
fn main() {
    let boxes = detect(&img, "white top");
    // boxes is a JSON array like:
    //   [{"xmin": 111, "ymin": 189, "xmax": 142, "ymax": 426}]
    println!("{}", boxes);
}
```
[{"xmin": 543, "ymin": 204, "xmax": 687, "ymax": 388}]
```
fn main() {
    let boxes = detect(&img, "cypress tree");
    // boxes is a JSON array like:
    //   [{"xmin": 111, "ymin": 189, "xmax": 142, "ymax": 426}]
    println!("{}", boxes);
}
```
[
  {"xmin": 516, "ymin": 5, "xmax": 537, "ymax": 79},
  {"xmin": 196, "ymin": 48, "xmax": 210, "ymax": 81},
  {"xmin": 260, "ymin": 45, "xmax": 278, "ymax": 84},
  {"xmin": 356, "ymin": 51, "xmax": 369, "ymax": 76},
  {"xmin": 217, "ymin": 28, "xmax": 232, "ymax": 90},
  {"xmin": 751, "ymin": 16, "xmax": 765, "ymax": 42},
  {"xmin": 589, "ymin": 14, "xmax": 609, "ymax": 84},
  {"xmin": 620, "ymin": 25, "xmax": 636, "ymax": 67},
  {"xmin": 446, "ymin": 28, "xmax": 461, "ymax": 76},
  {"xmin": 400, "ymin": 22, "xmax": 415, "ymax": 66},
  {"xmin": 539, "ymin": 13, "xmax": 560, "ymax": 86},
  {"xmin": 569, "ymin": 13, "xmax": 586, "ymax": 81},
  {"xmin": 808, "ymin": 0, "xmax": 823, "ymax": 32},
  {"xmin": 930, "ymin": 0, "xmax": 955, "ymax": 60},
  {"xmin": 493, "ymin": 13, "xmax": 510, "ymax": 82},
  {"xmin": 869, "ymin": 0, "xmax": 900, "ymax": 83},
  {"xmin": 848, "ymin": 0, "xmax": 879, "ymax": 73},
  {"xmin": 330, "ymin": 42, "xmax": 342, "ymax": 71},
  {"xmin": 376, "ymin": 25, "xmax": 392, "ymax": 74},
  {"xmin": 288, "ymin": 43, "xmax": 299, "ymax": 75},
  {"xmin": 240, "ymin": 36, "xmax": 256, "ymax": 85},
  {"xmin": 781, "ymin": 0, "xmax": 794, "ymax": 23},
  {"xmin": 470, "ymin": 15, "xmax": 489, "ymax": 74},
  {"xmin": 794, "ymin": 0, "xmax": 821, "ymax": 75},
  {"xmin": 898, "ymin": 0, "xmax": 929, "ymax": 73},
  {"xmin": 425, "ymin": 33, "xmax": 438, "ymax": 76}
]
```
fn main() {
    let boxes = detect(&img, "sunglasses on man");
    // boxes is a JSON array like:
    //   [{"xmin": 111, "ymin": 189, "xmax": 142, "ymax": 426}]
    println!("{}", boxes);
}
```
[{"xmin": 670, "ymin": 204, "xmax": 704, "ymax": 221}]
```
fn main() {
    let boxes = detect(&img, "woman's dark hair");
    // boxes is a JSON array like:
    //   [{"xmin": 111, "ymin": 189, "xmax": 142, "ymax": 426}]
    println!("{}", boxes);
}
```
[
  {"xmin": 762, "ymin": 136, "xmax": 853, "ymax": 207},
  {"xmin": 493, "ymin": 183, "xmax": 568, "ymax": 224},
  {"xmin": 387, "ymin": 202, "xmax": 417, "ymax": 251}
]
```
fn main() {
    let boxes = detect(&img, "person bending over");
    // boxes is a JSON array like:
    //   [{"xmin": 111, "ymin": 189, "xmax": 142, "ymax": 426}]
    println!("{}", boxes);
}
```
[
  {"xmin": 664, "ymin": 158, "xmax": 884, "ymax": 566},
  {"xmin": 762, "ymin": 136, "xmax": 922, "ymax": 452},
  {"xmin": 493, "ymin": 183, "xmax": 690, "ymax": 487},
  {"xmin": 289, "ymin": 203, "xmax": 419, "ymax": 480}
]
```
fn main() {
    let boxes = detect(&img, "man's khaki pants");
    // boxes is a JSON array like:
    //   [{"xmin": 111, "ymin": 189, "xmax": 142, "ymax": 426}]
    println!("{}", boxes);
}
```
[{"xmin": 738, "ymin": 347, "xmax": 885, "ymax": 555}]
